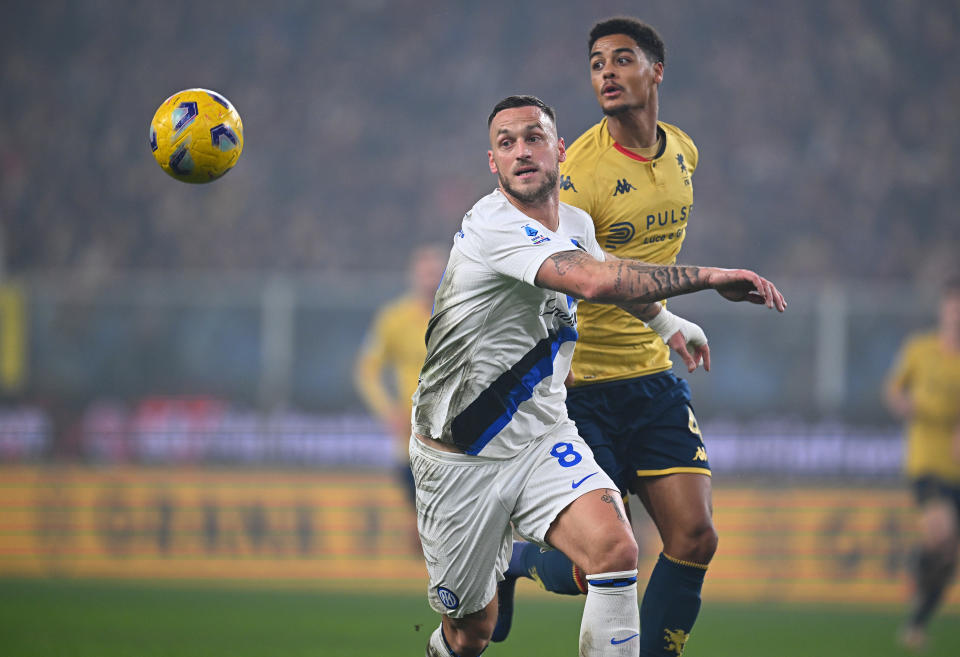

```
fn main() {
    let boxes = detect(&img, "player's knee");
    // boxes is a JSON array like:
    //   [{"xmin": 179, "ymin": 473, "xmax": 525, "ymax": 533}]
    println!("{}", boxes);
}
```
[
  {"xmin": 667, "ymin": 519, "xmax": 718, "ymax": 564},
  {"xmin": 694, "ymin": 522, "xmax": 719, "ymax": 562},
  {"xmin": 445, "ymin": 627, "xmax": 491, "ymax": 657},
  {"xmin": 444, "ymin": 614, "xmax": 494, "ymax": 657},
  {"xmin": 587, "ymin": 529, "xmax": 639, "ymax": 574}
]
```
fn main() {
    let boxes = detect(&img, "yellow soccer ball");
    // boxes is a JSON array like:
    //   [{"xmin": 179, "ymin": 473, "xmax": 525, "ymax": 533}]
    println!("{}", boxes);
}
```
[{"xmin": 149, "ymin": 88, "xmax": 244, "ymax": 183}]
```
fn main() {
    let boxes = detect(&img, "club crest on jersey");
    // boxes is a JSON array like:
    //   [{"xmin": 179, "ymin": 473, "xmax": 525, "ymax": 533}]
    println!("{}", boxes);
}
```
[
  {"xmin": 523, "ymin": 224, "xmax": 550, "ymax": 245},
  {"xmin": 436, "ymin": 586, "xmax": 460, "ymax": 610}
]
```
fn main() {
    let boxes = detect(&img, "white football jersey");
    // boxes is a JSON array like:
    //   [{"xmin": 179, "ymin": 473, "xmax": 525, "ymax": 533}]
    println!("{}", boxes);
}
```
[{"xmin": 412, "ymin": 188, "xmax": 606, "ymax": 459}]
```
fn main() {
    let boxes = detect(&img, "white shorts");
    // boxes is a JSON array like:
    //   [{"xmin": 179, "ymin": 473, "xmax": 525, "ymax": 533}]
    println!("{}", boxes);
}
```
[{"xmin": 409, "ymin": 421, "xmax": 617, "ymax": 617}]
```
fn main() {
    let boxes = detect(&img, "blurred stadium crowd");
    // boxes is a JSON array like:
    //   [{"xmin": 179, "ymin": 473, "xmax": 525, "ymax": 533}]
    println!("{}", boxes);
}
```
[
  {"xmin": 1, "ymin": 0, "xmax": 957, "ymax": 278},
  {"xmin": 0, "ymin": 0, "xmax": 957, "ymax": 463}
]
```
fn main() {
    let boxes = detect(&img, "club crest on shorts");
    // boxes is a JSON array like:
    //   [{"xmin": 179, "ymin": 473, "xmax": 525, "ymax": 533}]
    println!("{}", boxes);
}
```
[{"xmin": 436, "ymin": 586, "xmax": 460, "ymax": 610}]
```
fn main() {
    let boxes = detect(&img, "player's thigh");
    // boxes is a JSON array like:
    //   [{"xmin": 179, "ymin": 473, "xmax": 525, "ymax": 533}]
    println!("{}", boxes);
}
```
[
  {"xmin": 410, "ymin": 438, "xmax": 512, "ymax": 618},
  {"xmin": 636, "ymin": 471, "xmax": 714, "ymax": 549},
  {"xmin": 545, "ymin": 488, "xmax": 637, "ymax": 574},
  {"xmin": 510, "ymin": 424, "xmax": 632, "ymax": 571},
  {"xmin": 571, "ymin": 374, "xmax": 709, "ymax": 495}
]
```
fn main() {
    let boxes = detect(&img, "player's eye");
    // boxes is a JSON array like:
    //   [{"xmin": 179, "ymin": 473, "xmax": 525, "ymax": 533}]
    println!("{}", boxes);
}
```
[
  {"xmin": 591, "ymin": 60, "xmax": 603, "ymax": 70},
  {"xmin": 617, "ymin": 56, "xmax": 631, "ymax": 65},
  {"xmin": 499, "ymin": 139, "xmax": 512, "ymax": 149},
  {"xmin": 527, "ymin": 135, "xmax": 541, "ymax": 143}
]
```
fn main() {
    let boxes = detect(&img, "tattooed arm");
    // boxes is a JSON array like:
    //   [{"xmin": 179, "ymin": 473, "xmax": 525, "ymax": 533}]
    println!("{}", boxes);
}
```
[
  {"xmin": 534, "ymin": 249, "xmax": 785, "ymax": 373},
  {"xmin": 534, "ymin": 249, "xmax": 785, "ymax": 311}
]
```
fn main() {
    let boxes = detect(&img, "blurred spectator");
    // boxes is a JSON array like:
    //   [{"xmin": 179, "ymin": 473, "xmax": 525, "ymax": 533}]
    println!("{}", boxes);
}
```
[{"xmin": 0, "ymin": 0, "xmax": 956, "ymax": 279}]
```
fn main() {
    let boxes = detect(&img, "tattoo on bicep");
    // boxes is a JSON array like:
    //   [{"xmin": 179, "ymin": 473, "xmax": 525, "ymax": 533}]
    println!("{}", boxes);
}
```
[
  {"xmin": 600, "ymin": 491, "xmax": 625, "ymax": 523},
  {"xmin": 547, "ymin": 250, "xmax": 591, "ymax": 277}
]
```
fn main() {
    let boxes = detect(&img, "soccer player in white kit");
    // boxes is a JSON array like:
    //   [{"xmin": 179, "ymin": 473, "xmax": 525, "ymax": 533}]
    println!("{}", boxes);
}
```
[{"xmin": 414, "ymin": 95, "xmax": 785, "ymax": 657}]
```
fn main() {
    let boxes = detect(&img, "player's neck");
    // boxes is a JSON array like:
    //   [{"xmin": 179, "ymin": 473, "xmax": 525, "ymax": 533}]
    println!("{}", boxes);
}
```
[
  {"xmin": 501, "ymin": 186, "xmax": 560, "ymax": 232},
  {"xmin": 605, "ymin": 109, "xmax": 659, "ymax": 151}
]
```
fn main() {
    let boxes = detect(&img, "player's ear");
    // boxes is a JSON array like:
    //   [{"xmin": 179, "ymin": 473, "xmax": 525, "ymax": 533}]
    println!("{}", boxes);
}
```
[
  {"xmin": 557, "ymin": 137, "xmax": 566, "ymax": 163},
  {"xmin": 488, "ymin": 150, "xmax": 498, "ymax": 174},
  {"xmin": 653, "ymin": 61, "xmax": 664, "ymax": 85}
]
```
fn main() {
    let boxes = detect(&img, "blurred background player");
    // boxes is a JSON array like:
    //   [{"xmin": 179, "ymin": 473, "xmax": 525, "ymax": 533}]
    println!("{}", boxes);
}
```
[
  {"xmin": 354, "ymin": 244, "xmax": 446, "ymax": 546},
  {"xmin": 885, "ymin": 275, "xmax": 960, "ymax": 652},
  {"xmin": 495, "ymin": 17, "xmax": 720, "ymax": 656}
]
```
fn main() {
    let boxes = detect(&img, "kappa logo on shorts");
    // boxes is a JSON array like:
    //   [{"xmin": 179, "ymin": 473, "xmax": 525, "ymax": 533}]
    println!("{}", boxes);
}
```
[{"xmin": 436, "ymin": 586, "xmax": 460, "ymax": 610}]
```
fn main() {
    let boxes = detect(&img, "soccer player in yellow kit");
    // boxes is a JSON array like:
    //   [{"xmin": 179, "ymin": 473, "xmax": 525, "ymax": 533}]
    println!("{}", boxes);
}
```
[
  {"xmin": 886, "ymin": 276, "xmax": 960, "ymax": 652},
  {"xmin": 354, "ymin": 245, "xmax": 446, "ymax": 511},
  {"xmin": 494, "ymin": 18, "xmax": 723, "ymax": 656}
]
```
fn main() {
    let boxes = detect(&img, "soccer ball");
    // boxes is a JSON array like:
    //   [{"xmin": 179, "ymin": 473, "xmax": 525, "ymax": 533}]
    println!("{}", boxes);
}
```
[{"xmin": 149, "ymin": 88, "xmax": 244, "ymax": 183}]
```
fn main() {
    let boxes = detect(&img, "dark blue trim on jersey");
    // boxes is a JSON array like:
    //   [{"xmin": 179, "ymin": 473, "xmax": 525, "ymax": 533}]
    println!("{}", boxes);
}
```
[{"xmin": 451, "ymin": 326, "xmax": 578, "ymax": 455}]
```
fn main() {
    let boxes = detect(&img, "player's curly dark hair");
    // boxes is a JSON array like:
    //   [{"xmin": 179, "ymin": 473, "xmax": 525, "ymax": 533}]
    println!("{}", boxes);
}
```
[
  {"xmin": 589, "ymin": 17, "xmax": 665, "ymax": 65},
  {"xmin": 487, "ymin": 95, "xmax": 557, "ymax": 128}
]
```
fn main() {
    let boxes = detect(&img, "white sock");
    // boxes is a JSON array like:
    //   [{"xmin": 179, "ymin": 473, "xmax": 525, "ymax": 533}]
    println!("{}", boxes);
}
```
[{"xmin": 580, "ymin": 570, "xmax": 640, "ymax": 657}]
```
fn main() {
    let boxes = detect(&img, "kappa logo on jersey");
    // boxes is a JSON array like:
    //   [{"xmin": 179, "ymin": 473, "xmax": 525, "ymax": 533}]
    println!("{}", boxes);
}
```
[
  {"xmin": 604, "ymin": 221, "xmax": 635, "ymax": 250},
  {"xmin": 559, "ymin": 174, "xmax": 577, "ymax": 192},
  {"xmin": 676, "ymin": 153, "xmax": 687, "ymax": 174},
  {"xmin": 436, "ymin": 586, "xmax": 460, "ymax": 610},
  {"xmin": 523, "ymin": 224, "xmax": 551, "ymax": 245},
  {"xmin": 693, "ymin": 446, "xmax": 708, "ymax": 462},
  {"xmin": 612, "ymin": 178, "xmax": 635, "ymax": 196}
]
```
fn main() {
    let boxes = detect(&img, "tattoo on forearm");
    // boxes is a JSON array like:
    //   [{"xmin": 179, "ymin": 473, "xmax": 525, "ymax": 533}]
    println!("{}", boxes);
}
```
[
  {"xmin": 608, "ymin": 263, "xmax": 704, "ymax": 303},
  {"xmin": 544, "ymin": 251, "xmax": 705, "ymax": 304},
  {"xmin": 601, "ymin": 491, "xmax": 625, "ymax": 523}
]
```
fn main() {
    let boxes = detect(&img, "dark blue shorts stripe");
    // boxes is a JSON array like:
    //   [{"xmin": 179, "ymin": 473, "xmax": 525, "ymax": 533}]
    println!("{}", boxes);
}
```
[{"xmin": 451, "ymin": 326, "xmax": 577, "ymax": 454}]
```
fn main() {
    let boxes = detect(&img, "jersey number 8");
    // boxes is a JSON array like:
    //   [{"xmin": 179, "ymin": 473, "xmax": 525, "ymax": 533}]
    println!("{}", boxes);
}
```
[{"xmin": 549, "ymin": 442, "xmax": 582, "ymax": 467}]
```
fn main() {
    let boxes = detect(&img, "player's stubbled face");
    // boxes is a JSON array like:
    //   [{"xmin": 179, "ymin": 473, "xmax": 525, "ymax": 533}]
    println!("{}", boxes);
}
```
[
  {"xmin": 590, "ymin": 34, "xmax": 662, "ymax": 116},
  {"xmin": 488, "ymin": 106, "xmax": 562, "ymax": 205}
]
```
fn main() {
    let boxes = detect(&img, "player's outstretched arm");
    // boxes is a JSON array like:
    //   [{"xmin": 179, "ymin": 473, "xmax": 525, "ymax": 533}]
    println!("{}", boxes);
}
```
[
  {"xmin": 534, "ymin": 250, "xmax": 786, "ymax": 372},
  {"xmin": 534, "ymin": 250, "xmax": 787, "ymax": 312}
]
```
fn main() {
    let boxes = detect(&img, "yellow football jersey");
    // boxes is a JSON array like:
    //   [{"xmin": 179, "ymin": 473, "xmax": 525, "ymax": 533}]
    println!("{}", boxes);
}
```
[
  {"xmin": 354, "ymin": 295, "xmax": 430, "ymax": 424},
  {"xmin": 559, "ymin": 119, "xmax": 698, "ymax": 384},
  {"xmin": 886, "ymin": 332, "xmax": 960, "ymax": 483}
]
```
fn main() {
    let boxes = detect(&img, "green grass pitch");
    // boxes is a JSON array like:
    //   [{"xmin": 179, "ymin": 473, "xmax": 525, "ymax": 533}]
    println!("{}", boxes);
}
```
[{"xmin": 0, "ymin": 578, "xmax": 957, "ymax": 656}]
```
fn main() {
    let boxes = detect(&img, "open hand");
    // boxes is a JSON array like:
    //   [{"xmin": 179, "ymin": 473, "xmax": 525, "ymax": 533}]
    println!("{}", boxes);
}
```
[{"xmin": 708, "ymin": 268, "xmax": 787, "ymax": 311}]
